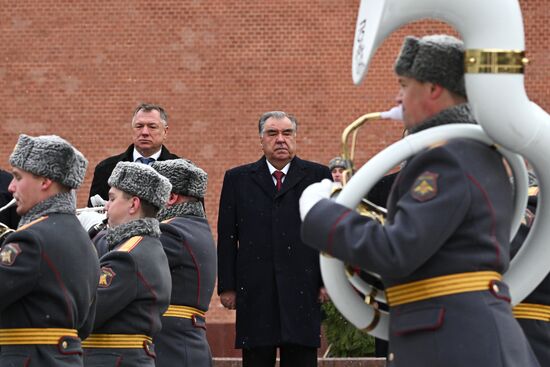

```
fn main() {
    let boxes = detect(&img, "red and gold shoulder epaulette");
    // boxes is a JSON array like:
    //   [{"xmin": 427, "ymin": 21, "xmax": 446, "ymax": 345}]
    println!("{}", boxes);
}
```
[
  {"xmin": 16, "ymin": 216, "xmax": 49, "ymax": 232},
  {"xmin": 115, "ymin": 236, "xmax": 143, "ymax": 253}
]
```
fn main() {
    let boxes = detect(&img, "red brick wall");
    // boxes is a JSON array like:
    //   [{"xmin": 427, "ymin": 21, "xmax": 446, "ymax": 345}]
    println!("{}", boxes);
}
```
[{"xmin": 1, "ymin": 0, "xmax": 548, "ymax": 334}]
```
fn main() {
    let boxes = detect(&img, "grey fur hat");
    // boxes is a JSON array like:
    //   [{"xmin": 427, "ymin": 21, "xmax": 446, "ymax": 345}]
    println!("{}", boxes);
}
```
[
  {"xmin": 108, "ymin": 161, "xmax": 172, "ymax": 209},
  {"xmin": 328, "ymin": 157, "xmax": 351, "ymax": 171},
  {"xmin": 152, "ymin": 159, "xmax": 207, "ymax": 199},
  {"xmin": 394, "ymin": 35, "xmax": 466, "ymax": 98},
  {"xmin": 9, "ymin": 134, "xmax": 88, "ymax": 189}
]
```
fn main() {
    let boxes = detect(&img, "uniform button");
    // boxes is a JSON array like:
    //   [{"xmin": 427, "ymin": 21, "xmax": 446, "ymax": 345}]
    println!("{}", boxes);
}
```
[
  {"xmin": 492, "ymin": 283, "xmax": 500, "ymax": 293},
  {"xmin": 61, "ymin": 341, "xmax": 68, "ymax": 349},
  {"xmin": 388, "ymin": 352, "xmax": 395, "ymax": 361}
]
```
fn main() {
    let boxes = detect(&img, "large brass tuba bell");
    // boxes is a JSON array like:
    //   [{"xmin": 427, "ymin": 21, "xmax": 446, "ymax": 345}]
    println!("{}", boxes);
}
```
[{"xmin": 332, "ymin": 107, "xmax": 403, "ymax": 224}]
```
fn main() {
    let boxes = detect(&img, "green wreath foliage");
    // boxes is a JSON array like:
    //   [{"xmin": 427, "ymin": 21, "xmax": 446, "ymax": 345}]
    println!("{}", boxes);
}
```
[{"xmin": 322, "ymin": 301, "xmax": 375, "ymax": 357}]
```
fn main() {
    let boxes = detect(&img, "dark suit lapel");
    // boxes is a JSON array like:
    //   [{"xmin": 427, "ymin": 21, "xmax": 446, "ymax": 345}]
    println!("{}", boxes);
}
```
[
  {"xmin": 250, "ymin": 157, "xmax": 278, "ymax": 198},
  {"xmin": 276, "ymin": 157, "xmax": 307, "ymax": 198},
  {"xmin": 158, "ymin": 145, "xmax": 173, "ymax": 160}
]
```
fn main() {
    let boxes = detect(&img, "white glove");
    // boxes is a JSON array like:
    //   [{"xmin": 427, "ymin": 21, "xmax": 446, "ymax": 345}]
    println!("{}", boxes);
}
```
[
  {"xmin": 90, "ymin": 194, "xmax": 107, "ymax": 207},
  {"xmin": 77, "ymin": 211, "xmax": 106, "ymax": 232},
  {"xmin": 299, "ymin": 179, "xmax": 334, "ymax": 221}
]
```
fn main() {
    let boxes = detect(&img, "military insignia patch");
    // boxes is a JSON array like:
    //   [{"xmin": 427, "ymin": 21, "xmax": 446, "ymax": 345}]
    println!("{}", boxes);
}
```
[
  {"xmin": 411, "ymin": 171, "xmax": 439, "ymax": 202},
  {"xmin": 98, "ymin": 267, "xmax": 116, "ymax": 288},
  {"xmin": 0, "ymin": 243, "xmax": 21, "ymax": 266}
]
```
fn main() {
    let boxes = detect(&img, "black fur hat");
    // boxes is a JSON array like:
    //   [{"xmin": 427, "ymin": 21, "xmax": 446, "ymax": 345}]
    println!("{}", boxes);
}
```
[
  {"xmin": 395, "ymin": 35, "xmax": 466, "ymax": 98},
  {"xmin": 9, "ymin": 134, "xmax": 88, "ymax": 189}
]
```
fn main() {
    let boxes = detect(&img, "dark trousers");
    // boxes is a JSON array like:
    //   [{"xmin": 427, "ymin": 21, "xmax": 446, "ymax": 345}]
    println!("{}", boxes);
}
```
[{"xmin": 242, "ymin": 345, "xmax": 317, "ymax": 367}]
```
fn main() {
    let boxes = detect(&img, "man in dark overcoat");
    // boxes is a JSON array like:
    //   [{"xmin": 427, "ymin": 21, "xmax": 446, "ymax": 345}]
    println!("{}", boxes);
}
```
[
  {"xmin": 300, "ymin": 35, "xmax": 540, "ymax": 367},
  {"xmin": 87, "ymin": 103, "xmax": 179, "ymax": 206},
  {"xmin": 217, "ymin": 111, "xmax": 331, "ymax": 367}
]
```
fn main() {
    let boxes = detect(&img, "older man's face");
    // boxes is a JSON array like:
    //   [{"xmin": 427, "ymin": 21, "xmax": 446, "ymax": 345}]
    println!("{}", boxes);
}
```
[
  {"xmin": 132, "ymin": 109, "xmax": 167, "ymax": 157},
  {"xmin": 260, "ymin": 117, "xmax": 296, "ymax": 169}
]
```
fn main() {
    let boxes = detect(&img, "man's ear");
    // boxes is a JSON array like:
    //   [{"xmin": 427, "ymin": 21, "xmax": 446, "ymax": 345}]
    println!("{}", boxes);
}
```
[
  {"xmin": 129, "ymin": 196, "xmax": 141, "ymax": 215},
  {"xmin": 430, "ymin": 83, "xmax": 444, "ymax": 100},
  {"xmin": 167, "ymin": 192, "xmax": 179, "ymax": 206},
  {"xmin": 41, "ymin": 177, "xmax": 54, "ymax": 191}
]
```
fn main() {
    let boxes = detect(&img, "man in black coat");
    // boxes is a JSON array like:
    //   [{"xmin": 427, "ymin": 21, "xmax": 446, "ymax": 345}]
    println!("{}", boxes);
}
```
[
  {"xmin": 217, "ymin": 111, "xmax": 331, "ymax": 367},
  {"xmin": 87, "ymin": 103, "xmax": 179, "ymax": 206},
  {"xmin": 300, "ymin": 35, "xmax": 540, "ymax": 366}
]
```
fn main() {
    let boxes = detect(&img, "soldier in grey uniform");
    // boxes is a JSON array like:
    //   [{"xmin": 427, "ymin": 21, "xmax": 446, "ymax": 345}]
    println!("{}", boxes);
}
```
[
  {"xmin": 0, "ymin": 134, "xmax": 100, "ymax": 367},
  {"xmin": 152, "ymin": 159, "xmax": 216, "ymax": 367},
  {"xmin": 299, "ymin": 35, "xmax": 540, "ymax": 367},
  {"xmin": 83, "ymin": 162, "xmax": 172, "ymax": 367},
  {"xmin": 511, "ymin": 181, "xmax": 550, "ymax": 366}
]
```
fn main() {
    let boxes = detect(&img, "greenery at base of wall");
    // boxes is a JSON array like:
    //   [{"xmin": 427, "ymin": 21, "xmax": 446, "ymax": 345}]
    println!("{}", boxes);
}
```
[{"xmin": 322, "ymin": 301, "xmax": 375, "ymax": 357}]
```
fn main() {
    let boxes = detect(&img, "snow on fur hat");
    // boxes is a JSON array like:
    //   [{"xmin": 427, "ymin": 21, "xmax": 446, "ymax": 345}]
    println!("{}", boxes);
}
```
[
  {"xmin": 108, "ymin": 161, "xmax": 172, "ymax": 209},
  {"xmin": 9, "ymin": 134, "xmax": 88, "ymax": 189},
  {"xmin": 394, "ymin": 35, "xmax": 466, "ymax": 98},
  {"xmin": 152, "ymin": 159, "xmax": 207, "ymax": 199},
  {"xmin": 328, "ymin": 157, "xmax": 351, "ymax": 171}
]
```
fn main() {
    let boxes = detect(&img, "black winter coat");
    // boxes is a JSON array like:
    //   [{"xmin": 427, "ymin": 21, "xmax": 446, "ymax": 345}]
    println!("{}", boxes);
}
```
[
  {"xmin": 87, "ymin": 144, "xmax": 179, "ymax": 205},
  {"xmin": 217, "ymin": 156, "xmax": 331, "ymax": 348}
]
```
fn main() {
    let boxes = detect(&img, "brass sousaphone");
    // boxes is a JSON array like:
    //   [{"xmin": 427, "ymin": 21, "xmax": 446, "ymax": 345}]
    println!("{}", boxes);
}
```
[{"xmin": 321, "ymin": 0, "xmax": 549, "ymax": 340}]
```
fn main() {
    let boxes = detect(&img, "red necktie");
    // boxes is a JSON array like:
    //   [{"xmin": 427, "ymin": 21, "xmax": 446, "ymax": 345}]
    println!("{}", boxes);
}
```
[{"xmin": 273, "ymin": 171, "xmax": 285, "ymax": 191}]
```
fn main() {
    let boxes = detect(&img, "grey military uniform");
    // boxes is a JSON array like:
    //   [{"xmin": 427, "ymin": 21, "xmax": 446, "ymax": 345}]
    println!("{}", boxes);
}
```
[
  {"xmin": 511, "ymin": 191, "xmax": 550, "ymax": 366},
  {"xmin": 84, "ymin": 218, "xmax": 171, "ymax": 367},
  {"xmin": 0, "ymin": 193, "xmax": 100, "ymax": 367},
  {"xmin": 301, "ymin": 105, "xmax": 540, "ymax": 367},
  {"xmin": 154, "ymin": 202, "xmax": 216, "ymax": 367}
]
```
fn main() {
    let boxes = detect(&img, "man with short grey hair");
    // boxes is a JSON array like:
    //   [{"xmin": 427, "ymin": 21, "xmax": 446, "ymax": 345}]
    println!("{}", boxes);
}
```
[{"xmin": 218, "ymin": 111, "xmax": 331, "ymax": 367}]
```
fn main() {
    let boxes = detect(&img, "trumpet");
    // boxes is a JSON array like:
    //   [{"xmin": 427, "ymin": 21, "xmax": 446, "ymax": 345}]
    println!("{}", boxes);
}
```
[
  {"xmin": 0, "ymin": 198, "xmax": 17, "ymax": 243},
  {"xmin": 76, "ymin": 206, "xmax": 105, "ymax": 214},
  {"xmin": 333, "ymin": 106, "xmax": 402, "ymax": 221},
  {"xmin": 0, "ymin": 198, "xmax": 16, "ymax": 214}
]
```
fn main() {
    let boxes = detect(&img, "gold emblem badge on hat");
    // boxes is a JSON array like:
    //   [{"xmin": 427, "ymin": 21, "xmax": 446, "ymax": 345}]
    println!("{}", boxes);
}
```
[
  {"xmin": 0, "ymin": 243, "xmax": 22, "ymax": 266},
  {"xmin": 411, "ymin": 171, "xmax": 439, "ymax": 202},
  {"xmin": 98, "ymin": 267, "xmax": 116, "ymax": 288}
]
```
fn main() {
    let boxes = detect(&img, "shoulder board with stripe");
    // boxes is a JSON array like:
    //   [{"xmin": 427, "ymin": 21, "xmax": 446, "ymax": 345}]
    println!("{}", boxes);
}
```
[
  {"xmin": 16, "ymin": 216, "xmax": 49, "ymax": 232},
  {"xmin": 161, "ymin": 218, "xmax": 176, "ymax": 224},
  {"xmin": 116, "ymin": 236, "xmax": 143, "ymax": 253}
]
